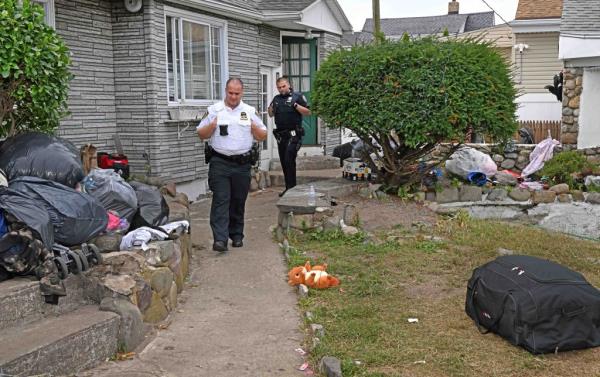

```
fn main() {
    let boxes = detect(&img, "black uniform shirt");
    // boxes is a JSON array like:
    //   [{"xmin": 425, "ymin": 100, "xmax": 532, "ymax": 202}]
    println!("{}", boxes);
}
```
[{"xmin": 271, "ymin": 90, "xmax": 308, "ymax": 130}]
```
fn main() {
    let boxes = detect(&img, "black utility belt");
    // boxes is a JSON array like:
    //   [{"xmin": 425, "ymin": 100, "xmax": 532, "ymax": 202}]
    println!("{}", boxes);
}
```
[
  {"xmin": 212, "ymin": 150, "xmax": 253, "ymax": 164},
  {"xmin": 274, "ymin": 126, "xmax": 303, "ymax": 137}
]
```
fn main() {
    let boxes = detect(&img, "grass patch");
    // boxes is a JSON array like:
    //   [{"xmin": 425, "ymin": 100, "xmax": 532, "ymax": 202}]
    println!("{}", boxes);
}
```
[{"xmin": 289, "ymin": 217, "xmax": 600, "ymax": 377}]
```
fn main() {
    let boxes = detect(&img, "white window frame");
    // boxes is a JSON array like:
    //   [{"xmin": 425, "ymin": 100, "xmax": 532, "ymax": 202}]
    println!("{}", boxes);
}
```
[
  {"xmin": 164, "ymin": 6, "xmax": 229, "ymax": 107},
  {"xmin": 32, "ymin": 0, "xmax": 55, "ymax": 28}
]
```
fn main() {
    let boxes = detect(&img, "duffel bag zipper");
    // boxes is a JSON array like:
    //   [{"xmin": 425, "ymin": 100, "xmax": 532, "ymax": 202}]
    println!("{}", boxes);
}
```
[{"xmin": 493, "ymin": 260, "xmax": 588, "ymax": 285}]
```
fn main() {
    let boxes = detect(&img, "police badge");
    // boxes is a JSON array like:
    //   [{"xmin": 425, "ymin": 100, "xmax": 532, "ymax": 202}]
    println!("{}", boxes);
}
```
[{"xmin": 239, "ymin": 111, "xmax": 251, "ymax": 126}]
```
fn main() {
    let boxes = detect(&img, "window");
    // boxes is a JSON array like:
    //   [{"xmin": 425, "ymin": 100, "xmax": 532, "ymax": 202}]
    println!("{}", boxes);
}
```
[
  {"xmin": 165, "ymin": 9, "xmax": 227, "ymax": 104},
  {"xmin": 32, "ymin": 0, "xmax": 55, "ymax": 28},
  {"xmin": 257, "ymin": 74, "xmax": 269, "ymax": 149}
]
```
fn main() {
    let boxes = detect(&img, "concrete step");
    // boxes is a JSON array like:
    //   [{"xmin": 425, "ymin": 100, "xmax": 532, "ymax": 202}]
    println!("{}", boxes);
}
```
[
  {"xmin": 0, "ymin": 305, "xmax": 119, "ymax": 376},
  {"xmin": 269, "ymin": 168, "xmax": 343, "ymax": 187},
  {"xmin": 269, "ymin": 155, "xmax": 340, "ymax": 171},
  {"xmin": 0, "ymin": 274, "xmax": 97, "ymax": 332}
]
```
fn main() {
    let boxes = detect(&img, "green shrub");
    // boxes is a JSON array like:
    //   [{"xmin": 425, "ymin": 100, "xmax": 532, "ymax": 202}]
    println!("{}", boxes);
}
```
[
  {"xmin": 0, "ymin": 0, "xmax": 72, "ymax": 137},
  {"xmin": 539, "ymin": 151, "xmax": 593, "ymax": 189},
  {"xmin": 313, "ymin": 37, "xmax": 517, "ymax": 188}
]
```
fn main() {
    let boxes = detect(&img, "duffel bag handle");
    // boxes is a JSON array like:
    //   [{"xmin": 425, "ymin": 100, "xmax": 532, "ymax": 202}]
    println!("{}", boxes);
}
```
[{"xmin": 468, "ymin": 278, "xmax": 510, "ymax": 334}]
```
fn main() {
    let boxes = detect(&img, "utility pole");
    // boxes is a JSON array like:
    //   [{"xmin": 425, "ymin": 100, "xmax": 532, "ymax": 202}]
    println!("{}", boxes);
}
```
[{"xmin": 372, "ymin": 0, "xmax": 381, "ymax": 43}]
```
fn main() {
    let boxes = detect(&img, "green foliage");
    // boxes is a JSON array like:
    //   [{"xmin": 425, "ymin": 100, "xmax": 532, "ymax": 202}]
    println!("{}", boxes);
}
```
[
  {"xmin": 539, "ymin": 151, "xmax": 593, "ymax": 188},
  {"xmin": 313, "ymin": 37, "xmax": 517, "ymax": 188},
  {"xmin": 0, "ymin": 0, "xmax": 71, "ymax": 137}
]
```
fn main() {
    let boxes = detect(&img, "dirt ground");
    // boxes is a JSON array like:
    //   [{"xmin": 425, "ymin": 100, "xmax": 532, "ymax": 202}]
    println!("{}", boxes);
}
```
[{"xmin": 333, "ymin": 192, "xmax": 438, "ymax": 232}]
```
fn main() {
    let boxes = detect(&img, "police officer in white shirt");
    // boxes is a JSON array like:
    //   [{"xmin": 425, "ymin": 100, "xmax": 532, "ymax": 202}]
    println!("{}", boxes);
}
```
[{"xmin": 197, "ymin": 78, "xmax": 267, "ymax": 252}]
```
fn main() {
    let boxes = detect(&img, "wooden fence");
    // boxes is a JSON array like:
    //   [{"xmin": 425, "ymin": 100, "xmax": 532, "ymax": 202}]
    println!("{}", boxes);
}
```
[{"xmin": 515, "ymin": 120, "xmax": 561, "ymax": 144}]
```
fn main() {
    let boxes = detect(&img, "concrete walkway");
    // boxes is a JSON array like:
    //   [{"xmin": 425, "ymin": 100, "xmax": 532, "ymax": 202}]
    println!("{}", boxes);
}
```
[{"xmin": 82, "ymin": 190, "xmax": 304, "ymax": 377}]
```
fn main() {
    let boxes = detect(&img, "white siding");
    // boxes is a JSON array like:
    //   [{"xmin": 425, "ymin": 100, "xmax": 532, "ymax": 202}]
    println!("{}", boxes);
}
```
[{"xmin": 514, "ymin": 32, "xmax": 562, "ymax": 94}]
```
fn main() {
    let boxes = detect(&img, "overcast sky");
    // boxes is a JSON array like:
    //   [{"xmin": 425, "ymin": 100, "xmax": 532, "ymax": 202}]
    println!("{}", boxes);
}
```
[{"xmin": 337, "ymin": 0, "xmax": 519, "ymax": 31}]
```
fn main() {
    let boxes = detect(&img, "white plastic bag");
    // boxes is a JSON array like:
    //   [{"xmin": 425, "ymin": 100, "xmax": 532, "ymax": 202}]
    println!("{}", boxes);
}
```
[
  {"xmin": 521, "ymin": 138, "xmax": 560, "ymax": 178},
  {"xmin": 445, "ymin": 147, "xmax": 497, "ymax": 179}
]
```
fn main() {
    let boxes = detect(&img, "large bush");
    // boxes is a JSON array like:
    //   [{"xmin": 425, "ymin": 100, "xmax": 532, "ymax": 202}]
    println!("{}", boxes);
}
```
[
  {"xmin": 0, "ymin": 0, "xmax": 71, "ymax": 137},
  {"xmin": 313, "ymin": 37, "xmax": 517, "ymax": 188}
]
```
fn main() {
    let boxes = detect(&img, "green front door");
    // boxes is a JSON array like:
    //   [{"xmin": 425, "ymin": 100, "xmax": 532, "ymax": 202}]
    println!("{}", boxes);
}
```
[{"xmin": 282, "ymin": 37, "xmax": 318, "ymax": 145}]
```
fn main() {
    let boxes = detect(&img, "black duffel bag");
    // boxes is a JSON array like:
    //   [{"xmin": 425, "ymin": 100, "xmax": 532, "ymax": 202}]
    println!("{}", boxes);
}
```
[{"xmin": 466, "ymin": 255, "xmax": 600, "ymax": 354}]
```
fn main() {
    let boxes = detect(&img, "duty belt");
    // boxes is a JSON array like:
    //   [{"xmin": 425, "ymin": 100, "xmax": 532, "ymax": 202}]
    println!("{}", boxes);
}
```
[{"xmin": 212, "ymin": 149, "xmax": 253, "ymax": 165}]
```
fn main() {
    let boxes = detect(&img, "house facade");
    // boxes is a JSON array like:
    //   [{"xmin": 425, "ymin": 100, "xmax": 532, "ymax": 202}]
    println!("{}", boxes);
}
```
[
  {"xmin": 34, "ymin": 0, "xmax": 351, "ymax": 196},
  {"xmin": 559, "ymin": 0, "xmax": 600, "ymax": 150},
  {"xmin": 510, "ymin": 0, "xmax": 563, "ymax": 122}
]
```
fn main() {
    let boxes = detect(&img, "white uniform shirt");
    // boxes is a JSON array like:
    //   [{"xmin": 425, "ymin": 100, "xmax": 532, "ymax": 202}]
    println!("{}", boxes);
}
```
[{"xmin": 197, "ymin": 100, "xmax": 266, "ymax": 156}]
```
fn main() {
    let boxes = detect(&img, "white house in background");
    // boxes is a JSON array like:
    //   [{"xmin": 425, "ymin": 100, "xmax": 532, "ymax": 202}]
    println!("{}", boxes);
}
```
[
  {"xmin": 559, "ymin": 0, "xmax": 600, "ymax": 149},
  {"xmin": 510, "ymin": 0, "xmax": 563, "ymax": 122}
]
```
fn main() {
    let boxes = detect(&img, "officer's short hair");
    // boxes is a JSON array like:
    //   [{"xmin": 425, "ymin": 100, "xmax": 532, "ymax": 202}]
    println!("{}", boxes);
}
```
[
  {"xmin": 226, "ymin": 77, "xmax": 244, "ymax": 89},
  {"xmin": 276, "ymin": 76, "xmax": 291, "ymax": 85}
]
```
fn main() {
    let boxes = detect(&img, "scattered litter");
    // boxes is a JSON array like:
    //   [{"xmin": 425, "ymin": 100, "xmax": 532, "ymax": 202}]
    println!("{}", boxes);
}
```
[
  {"xmin": 520, "ymin": 181, "xmax": 544, "ymax": 191},
  {"xmin": 114, "ymin": 351, "xmax": 135, "ymax": 361},
  {"xmin": 295, "ymin": 348, "xmax": 307, "ymax": 356},
  {"xmin": 354, "ymin": 360, "xmax": 363, "ymax": 365},
  {"xmin": 298, "ymin": 362, "xmax": 309, "ymax": 371},
  {"xmin": 408, "ymin": 318, "xmax": 419, "ymax": 323},
  {"xmin": 413, "ymin": 360, "xmax": 426, "ymax": 365},
  {"xmin": 157, "ymin": 321, "xmax": 171, "ymax": 330}
]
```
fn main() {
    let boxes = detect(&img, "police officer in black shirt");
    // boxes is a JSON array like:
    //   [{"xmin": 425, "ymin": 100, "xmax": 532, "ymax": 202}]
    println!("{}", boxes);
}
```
[{"xmin": 268, "ymin": 76, "xmax": 311, "ymax": 197}]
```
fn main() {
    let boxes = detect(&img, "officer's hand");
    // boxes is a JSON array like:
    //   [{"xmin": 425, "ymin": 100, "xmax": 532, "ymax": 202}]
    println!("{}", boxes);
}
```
[{"xmin": 209, "ymin": 116, "xmax": 218, "ymax": 131}]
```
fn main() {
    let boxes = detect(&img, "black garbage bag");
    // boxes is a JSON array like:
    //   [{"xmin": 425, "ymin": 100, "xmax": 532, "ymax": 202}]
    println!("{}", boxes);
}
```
[
  {"xmin": 129, "ymin": 181, "xmax": 169, "ymax": 229},
  {"xmin": 82, "ymin": 168, "xmax": 138, "ymax": 223},
  {"xmin": 0, "ymin": 132, "xmax": 85, "ymax": 188},
  {"xmin": 9, "ymin": 177, "xmax": 108, "ymax": 246},
  {"xmin": 0, "ymin": 187, "xmax": 54, "ymax": 248}
]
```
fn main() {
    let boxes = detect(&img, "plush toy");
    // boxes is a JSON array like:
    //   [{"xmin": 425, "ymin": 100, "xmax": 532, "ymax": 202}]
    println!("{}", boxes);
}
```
[{"xmin": 288, "ymin": 261, "xmax": 340, "ymax": 289}]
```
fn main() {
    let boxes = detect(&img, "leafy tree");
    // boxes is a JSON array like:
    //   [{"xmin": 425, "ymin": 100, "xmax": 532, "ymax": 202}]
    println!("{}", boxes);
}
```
[
  {"xmin": 0, "ymin": 0, "xmax": 71, "ymax": 137},
  {"xmin": 313, "ymin": 37, "xmax": 517, "ymax": 188}
]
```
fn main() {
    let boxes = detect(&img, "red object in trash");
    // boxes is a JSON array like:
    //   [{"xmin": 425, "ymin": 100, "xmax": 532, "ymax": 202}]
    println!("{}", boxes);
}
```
[{"xmin": 97, "ymin": 152, "xmax": 130, "ymax": 179}]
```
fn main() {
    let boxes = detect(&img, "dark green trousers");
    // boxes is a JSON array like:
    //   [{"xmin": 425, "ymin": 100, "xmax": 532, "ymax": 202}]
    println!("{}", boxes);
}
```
[{"xmin": 208, "ymin": 156, "xmax": 251, "ymax": 243}]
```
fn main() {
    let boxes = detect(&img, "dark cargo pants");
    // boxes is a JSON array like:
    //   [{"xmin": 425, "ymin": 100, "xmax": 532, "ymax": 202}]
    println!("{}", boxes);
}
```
[
  {"xmin": 277, "ymin": 132, "xmax": 301, "ymax": 190},
  {"xmin": 208, "ymin": 156, "xmax": 251, "ymax": 243}
]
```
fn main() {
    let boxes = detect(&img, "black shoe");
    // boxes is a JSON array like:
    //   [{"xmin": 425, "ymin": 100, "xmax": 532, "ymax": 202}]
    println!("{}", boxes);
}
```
[
  {"xmin": 213, "ymin": 241, "xmax": 228, "ymax": 252},
  {"xmin": 278, "ymin": 189, "xmax": 288, "ymax": 197},
  {"xmin": 232, "ymin": 239, "xmax": 243, "ymax": 248}
]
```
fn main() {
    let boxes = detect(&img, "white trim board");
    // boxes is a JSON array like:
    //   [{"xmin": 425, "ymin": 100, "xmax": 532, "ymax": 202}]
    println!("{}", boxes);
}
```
[{"xmin": 511, "ymin": 18, "xmax": 560, "ymax": 34}]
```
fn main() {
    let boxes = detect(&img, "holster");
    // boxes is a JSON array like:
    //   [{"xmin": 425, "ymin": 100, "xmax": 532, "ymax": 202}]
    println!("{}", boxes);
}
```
[
  {"xmin": 204, "ymin": 142, "xmax": 213, "ymax": 164},
  {"xmin": 250, "ymin": 142, "xmax": 260, "ymax": 166}
]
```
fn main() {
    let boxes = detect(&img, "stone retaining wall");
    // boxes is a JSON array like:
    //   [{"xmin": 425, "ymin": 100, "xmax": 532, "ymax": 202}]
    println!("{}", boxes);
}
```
[
  {"xmin": 436, "ymin": 143, "xmax": 600, "ymax": 174},
  {"xmin": 82, "ymin": 189, "xmax": 193, "ymax": 351}
]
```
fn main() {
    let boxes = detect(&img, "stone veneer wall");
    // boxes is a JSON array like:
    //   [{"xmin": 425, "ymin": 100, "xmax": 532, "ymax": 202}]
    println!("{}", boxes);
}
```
[{"xmin": 561, "ymin": 67, "xmax": 583, "ymax": 150}]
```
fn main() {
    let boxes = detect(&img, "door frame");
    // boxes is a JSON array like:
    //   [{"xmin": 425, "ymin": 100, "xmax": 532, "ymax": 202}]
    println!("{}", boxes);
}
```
[
  {"xmin": 258, "ymin": 66, "xmax": 281, "ymax": 170},
  {"xmin": 280, "ymin": 31, "xmax": 320, "ymax": 146}
]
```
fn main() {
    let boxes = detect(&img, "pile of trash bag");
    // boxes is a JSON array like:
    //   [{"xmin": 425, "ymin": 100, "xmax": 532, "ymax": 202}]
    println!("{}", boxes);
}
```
[
  {"xmin": 82, "ymin": 168, "xmax": 138, "ymax": 223},
  {"xmin": 446, "ymin": 147, "xmax": 498, "ymax": 183},
  {"xmin": 0, "ymin": 132, "xmax": 85, "ymax": 188},
  {"xmin": 0, "ymin": 133, "xmax": 185, "ymax": 303},
  {"xmin": 9, "ymin": 177, "xmax": 108, "ymax": 246},
  {"xmin": 129, "ymin": 181, "xmax": 169, "ymax": 229}
]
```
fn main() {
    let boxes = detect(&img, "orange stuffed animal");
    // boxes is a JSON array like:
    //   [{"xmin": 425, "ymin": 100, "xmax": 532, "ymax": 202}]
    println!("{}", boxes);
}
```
[{"xmin": 288, "ymin": 261, "xmax": 340, "ymax": 289}]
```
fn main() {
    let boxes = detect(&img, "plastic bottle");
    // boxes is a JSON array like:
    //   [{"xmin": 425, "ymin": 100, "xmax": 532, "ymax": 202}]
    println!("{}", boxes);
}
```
[{"xmin": 308, "ymin": 185, "xmax": 316, "ymax": 206}]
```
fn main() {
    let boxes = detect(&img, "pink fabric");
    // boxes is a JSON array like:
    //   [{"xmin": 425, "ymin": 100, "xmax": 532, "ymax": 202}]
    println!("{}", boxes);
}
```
[{"xmin": 521, "ymin": 138, "xmax": 560, "ymax": 178}]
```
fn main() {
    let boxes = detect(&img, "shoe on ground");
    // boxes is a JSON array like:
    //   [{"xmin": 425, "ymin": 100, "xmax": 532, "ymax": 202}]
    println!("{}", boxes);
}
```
[
  {"xmin": 278, "ymin": 189, "xmax": 288, "ymax": 197},
  {"xmin": 232, "ymin": 239, "xmax": 243, "ymax": 248},
  {"xmin": 213, "ymin": 241, "xmax": 228, "ymax": 252}
]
